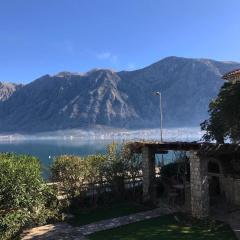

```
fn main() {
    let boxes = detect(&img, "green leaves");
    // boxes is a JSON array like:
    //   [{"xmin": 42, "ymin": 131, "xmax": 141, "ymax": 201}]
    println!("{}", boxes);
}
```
[
  {"xmin": 0, "ymin": 153, "xmax": 59, "ymax": 240},
  {"xmin": 0, "ymin": 153, "xmax": 42, "ymax": 209},
  {"xmin": 201, "ymin": 81, "xmax": 240, "ymax": 143},
  {"xmin": 50, "ymin": 143, "xmax": 142, "ymax": 203},
  {"xmin": 51, "ymin": 155, "xmax": 90, "ymax": 198}
]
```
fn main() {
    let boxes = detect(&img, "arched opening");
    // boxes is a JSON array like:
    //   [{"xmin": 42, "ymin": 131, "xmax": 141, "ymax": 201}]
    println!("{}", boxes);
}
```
[{"xmin": 209, "ymin": 176, "xmax": 221, "ymax": 196}]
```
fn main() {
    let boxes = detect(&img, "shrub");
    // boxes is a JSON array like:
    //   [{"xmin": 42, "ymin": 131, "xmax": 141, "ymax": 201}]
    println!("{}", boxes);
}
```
[
  {"xmin": 0, "ymin": 153, "xmax": 59, "ymax": 240},
  {"xmin": 103, "ymin": 143, "xmax": 142, "ymax": 199},
  {"xmin": 120, "ymin": 144, "xmax": 142, "ymax": 186},
  {"xmin": 51, "ymin": 143, "xmax": 143, "ymax": 206},
  {"xmin": 161, "ymin": 151, "xmax": 190, "ymax": 183},
  {"xmin": 100, "ymin": 143, "xmax": 126, "ymax": 199},
  {"xmin": 51, "ymin": 155, "xmax": 87, "ymax": 199},
  {"xmin": 83, "ymin": 154, "xmax": 107, "ymax": 204}
]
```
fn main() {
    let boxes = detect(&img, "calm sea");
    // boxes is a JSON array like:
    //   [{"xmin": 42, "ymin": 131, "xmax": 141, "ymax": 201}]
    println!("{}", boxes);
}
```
[{"xmin": 0, "ymin": 127, "xmax": 202, "ymax": 177}]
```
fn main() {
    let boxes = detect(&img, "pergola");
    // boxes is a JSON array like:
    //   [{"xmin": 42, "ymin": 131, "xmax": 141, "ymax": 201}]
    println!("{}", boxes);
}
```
[{"xmin": 127, "ymin": 141, "xmax": 240, "ymax": 219}]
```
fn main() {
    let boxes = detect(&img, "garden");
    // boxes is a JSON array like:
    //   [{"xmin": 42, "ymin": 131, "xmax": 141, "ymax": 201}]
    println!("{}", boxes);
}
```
[{"xmin": 0, "ymin": 143, "xmax": 237, "ymax": 239}]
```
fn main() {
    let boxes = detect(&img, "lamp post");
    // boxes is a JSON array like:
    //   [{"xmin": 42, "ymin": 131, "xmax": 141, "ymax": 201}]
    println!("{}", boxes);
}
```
[{"xmin": 155, "ymin": 91, "xmax": 163, "ymax": 142}]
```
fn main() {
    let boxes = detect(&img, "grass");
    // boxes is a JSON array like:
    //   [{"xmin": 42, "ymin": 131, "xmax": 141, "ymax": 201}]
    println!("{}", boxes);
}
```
[
  {"xmin": 88, "ymin": 214, "xmax": 237, "ymax": 240},
  {"xmin": 70, "ymin": 202, "xmax": 152, "ymax": 226}
]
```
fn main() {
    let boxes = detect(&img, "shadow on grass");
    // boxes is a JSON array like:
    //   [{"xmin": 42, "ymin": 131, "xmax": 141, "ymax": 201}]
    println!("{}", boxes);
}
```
[
  {"xmin": 69, "ymin": 202, "xmax": 153, "ymax": 226},
  {"xmin": 88, "ymin": 214, "xmax": 237, "ymax": 240}
]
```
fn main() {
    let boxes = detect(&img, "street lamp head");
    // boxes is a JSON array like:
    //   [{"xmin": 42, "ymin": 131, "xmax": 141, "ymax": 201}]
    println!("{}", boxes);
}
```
[{"xmin": 154, "ymin": 91, "xmax": 161, "ymax": 96}]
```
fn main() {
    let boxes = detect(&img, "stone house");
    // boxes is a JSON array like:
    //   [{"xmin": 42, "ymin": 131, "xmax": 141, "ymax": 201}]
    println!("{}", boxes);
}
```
[{"xmin": 128, "ymin": 141, "xmax": 240, "ymax": 219}]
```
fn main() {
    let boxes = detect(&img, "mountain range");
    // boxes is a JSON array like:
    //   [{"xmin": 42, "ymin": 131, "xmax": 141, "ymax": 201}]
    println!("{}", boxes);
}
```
[
  {"xmin": 0, "ymin": 82, "xmax": 23, "ymax": 102},
  {"xmin": 0, "ymin": 56, "xmax": 239, "ymax": 133}
]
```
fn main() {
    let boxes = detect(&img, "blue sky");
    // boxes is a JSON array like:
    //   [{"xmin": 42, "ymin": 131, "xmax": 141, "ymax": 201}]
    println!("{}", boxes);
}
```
[{"xmin": 0, "ymin": 0, "xmax": 240, "ymax": 83}]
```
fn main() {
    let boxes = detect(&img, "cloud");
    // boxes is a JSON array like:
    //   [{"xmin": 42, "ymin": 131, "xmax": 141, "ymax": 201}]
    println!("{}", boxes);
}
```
[
  {"xmin": 126, "ymin": 63, "xmax": 137, "ymax": 70},
  {"xmin": 96, "ymin": 51, "xmax": 118, "ymax": 64}
]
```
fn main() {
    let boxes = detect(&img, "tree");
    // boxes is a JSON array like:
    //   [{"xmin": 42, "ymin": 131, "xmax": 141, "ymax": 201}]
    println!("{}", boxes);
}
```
[{"xmin": 201, "ymin": 81, "xmax": 240, "ymax": 143}]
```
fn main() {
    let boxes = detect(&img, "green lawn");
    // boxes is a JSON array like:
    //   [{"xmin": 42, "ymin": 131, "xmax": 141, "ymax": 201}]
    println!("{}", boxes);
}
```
[
  {"xmin": 70, "ymin": 202, "xmax": 152, "ymax": 226},
  {"xmin": 88, "ymin": 214, "xmax": 236, "ymax": 240}
]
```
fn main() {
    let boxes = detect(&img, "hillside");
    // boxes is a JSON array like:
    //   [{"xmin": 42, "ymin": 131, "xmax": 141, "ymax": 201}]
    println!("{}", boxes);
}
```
[
  {"xmin": 0, "ymin": 82, "xmax": 23, "ymax": 102},
  {"xmin": 0, "ymin": 56, "xmax": 239, "ymax": 133}
]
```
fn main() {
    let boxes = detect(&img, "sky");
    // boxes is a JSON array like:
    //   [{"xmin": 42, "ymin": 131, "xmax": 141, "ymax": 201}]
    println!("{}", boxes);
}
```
[{"xmin": 0, "ymin": 0, "xmax": 240, "ymax": 83}]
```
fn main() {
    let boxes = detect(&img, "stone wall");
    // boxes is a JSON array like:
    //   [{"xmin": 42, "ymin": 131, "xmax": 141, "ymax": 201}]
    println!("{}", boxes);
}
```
[
  {"xmin": 140, "ymin": 144, "xmax": 239, "ymax": 218},
  {"xmin": 221, "ymin": 176, "xmax": 240, "ymax": 206},
  {"xmin": 208, "ymin": 157, "xmax": 240, "ymax": 207},
  {"xmin": 189, "ymin": 151, "xmax": 209, "ymax": 218},
  {"xmin": 142, "ymin": 146, "xmax": 156, "ymax": 204}
]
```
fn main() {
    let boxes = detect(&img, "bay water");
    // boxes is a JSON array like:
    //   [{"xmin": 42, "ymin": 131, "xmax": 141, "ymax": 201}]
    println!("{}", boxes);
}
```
[{"xmin": 0, "ymin": 127, "xmax": 202, "ymax": 177}]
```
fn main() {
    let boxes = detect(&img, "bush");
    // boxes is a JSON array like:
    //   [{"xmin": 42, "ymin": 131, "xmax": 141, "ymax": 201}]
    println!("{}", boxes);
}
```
[
  {"xmin": 51, "ymin": 154, "xmax": 107, "ymax": 201},
  {"xmin": 0, "ymin": 153, "xmax": 59, "ymax": 240},
  {"xmin": 51, "ymin": 143, "xmax": 143, "ymax": 206},
  {"xmin": 161, "ymin": 152, "xmax": 190, "ymax": 183},
  {"xmin": 51, "ymin": 155, "xmax": 86, "ymax": 199},
  {"xmin": 101, "ymin": 143, "xmax": 142, "ymax": 200}
]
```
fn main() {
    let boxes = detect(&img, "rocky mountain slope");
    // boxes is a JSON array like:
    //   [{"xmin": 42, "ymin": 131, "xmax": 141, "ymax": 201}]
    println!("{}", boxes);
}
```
[
  {"xmin": 0, "ymin": 82, "xmax": 22, "ymax": 102},
  {"xmin": 0, "ymin": 56, "xmax": 239, "ymax": 133}
]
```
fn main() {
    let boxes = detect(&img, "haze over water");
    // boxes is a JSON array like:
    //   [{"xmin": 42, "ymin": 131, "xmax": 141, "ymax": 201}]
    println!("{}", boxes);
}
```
[{"xmin": 0, "ymin": 127, "xmax": 202, "ymax": 177}]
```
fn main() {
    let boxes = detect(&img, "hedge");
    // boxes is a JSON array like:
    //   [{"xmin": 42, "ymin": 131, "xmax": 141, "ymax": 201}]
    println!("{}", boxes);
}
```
[
  {"xmin": 0, "ymin": 153, "xmax": 59, "ymax": 240},
  {"xmin": 51, "ymin": 143, "xmax": 142, "ymax": 205}
]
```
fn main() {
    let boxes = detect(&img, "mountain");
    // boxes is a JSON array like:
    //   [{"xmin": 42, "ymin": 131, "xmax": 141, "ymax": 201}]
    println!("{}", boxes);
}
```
[
  {"xmin": 0, "ymin": 56, "xmax": 239, "ymax": 133},
  {"xmin": 0, "ymin": 82, "xmax": 23, "ymax": 102}
]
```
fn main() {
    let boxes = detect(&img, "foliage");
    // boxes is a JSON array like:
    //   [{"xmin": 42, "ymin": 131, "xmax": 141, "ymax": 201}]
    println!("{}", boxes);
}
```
[
  {"xmin": 102, "ymin": 143, "xmax": 142, "ymax": 199},
  {"xmin": 120, "ymin": 144, "xmax": 142, "ymax": 198},
  {"xmin": 0, "ymin": 153, "xmax": 59, "ymax": 240},
  {"xmin": 51, "ymin": 155, "xmax": 89, "ymax": 199},
  {"xmin": 51, "ymin": 143, "xmax": 142, "ymax": 205},
  {"xmin": 120, "ymin": 144, "xmax": 142, "ymax": 181},
  {"xmin": 201, "ymin": 81, "xmax": 240, "ymax": 143},
  {"xmin": 161, "ymin": 152, "xmax": 189, "ymax": 182}
]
